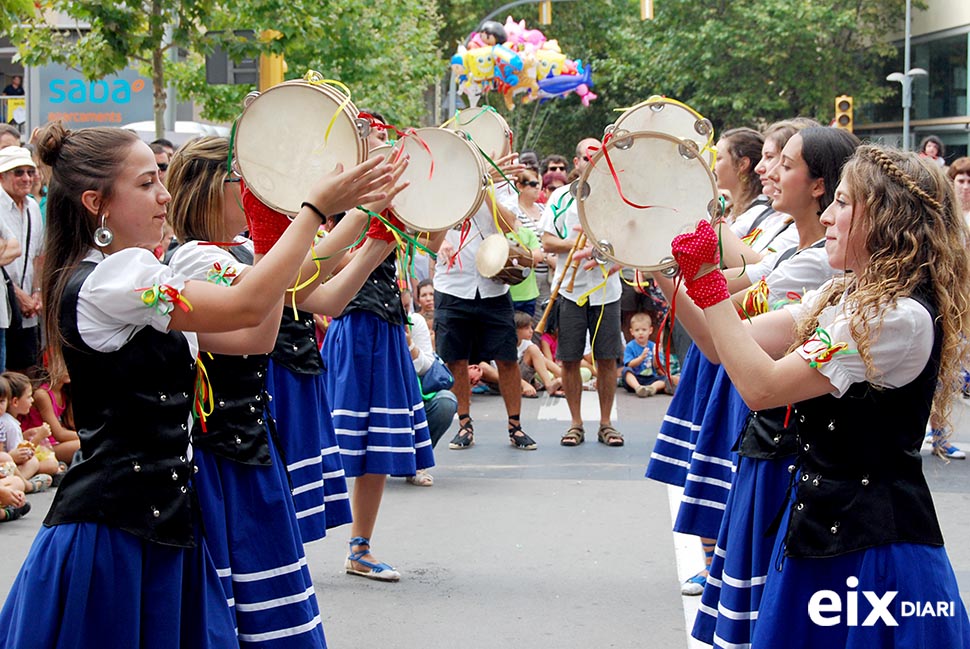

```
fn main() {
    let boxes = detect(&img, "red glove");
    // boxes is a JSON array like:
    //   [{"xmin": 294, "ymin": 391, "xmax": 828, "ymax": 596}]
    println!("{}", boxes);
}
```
[
  {"xmin": 671, "ymin": 220, "xmax": 730, "ymax": 309},
  {"xmin": 366, "ymin": 210, "xmax": 405, "ymax": 243},
  {"xmin": 242, "ymin": 180, "xmax": 291, "ymax": 254}
]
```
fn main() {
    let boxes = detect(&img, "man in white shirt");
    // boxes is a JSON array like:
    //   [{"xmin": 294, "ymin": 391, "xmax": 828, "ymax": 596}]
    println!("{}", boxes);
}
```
[
  {"xmin": 0, "ymin": 146, "xmax": 44, "ymax": 372},
  {"xmin": 430, "ymin": 164, "xmax": 539, "ymax": 451},
  {"xmin": 541, "ymin": 138, "xmax": 626, "ymax": 448}
]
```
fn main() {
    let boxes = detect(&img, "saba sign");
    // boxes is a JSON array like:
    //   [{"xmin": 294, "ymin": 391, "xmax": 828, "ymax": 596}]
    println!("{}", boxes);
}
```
[{"xmin": 36, "ymin": 63, "xmax": 152, "ymax": 127}]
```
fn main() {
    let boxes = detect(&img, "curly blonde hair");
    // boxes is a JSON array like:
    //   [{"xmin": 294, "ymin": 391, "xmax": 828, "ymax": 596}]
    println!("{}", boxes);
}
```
[{"xmin": 791, "ymin": 145, "xmax": 970, "ymax": 429}]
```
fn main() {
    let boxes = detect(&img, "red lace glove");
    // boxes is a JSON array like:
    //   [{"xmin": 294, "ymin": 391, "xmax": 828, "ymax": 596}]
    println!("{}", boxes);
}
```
[
  {"xmin": 671, "ymin": 220, "xmax": 730, "ymax": 309},
  {"xmin": 242, "ymin": 181, "xmax": 291, "ymax": 254},
  {"xmin": 366, "ymin": 210, "xmax": 405, "ymax": 243}
]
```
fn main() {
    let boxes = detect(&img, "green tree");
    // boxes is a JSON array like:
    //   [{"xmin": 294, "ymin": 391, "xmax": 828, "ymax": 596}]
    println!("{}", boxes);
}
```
[
  {"xmin": 177, "ymin": 1, "xmax": 442, "ymax": 128},
  {"xmin": 436, "ymin": 0, "xmax": 911, "ymax": 157},
  {"xmin": 3, "ymin": 0, "xmax": 218, "ymax": 138}
]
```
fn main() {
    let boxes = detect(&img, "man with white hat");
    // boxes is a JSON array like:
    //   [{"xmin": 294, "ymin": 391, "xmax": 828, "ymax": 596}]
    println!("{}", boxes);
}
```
[{"xmin": 0, "ymin": 146, "xmax": 43, "ymax": 372}]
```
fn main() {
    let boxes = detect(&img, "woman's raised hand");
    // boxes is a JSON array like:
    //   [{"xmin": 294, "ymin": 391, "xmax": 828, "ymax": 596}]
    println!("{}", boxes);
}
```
[{"xmin": 306, "ymin": 156, "xmax": 395, "ymax": 217}]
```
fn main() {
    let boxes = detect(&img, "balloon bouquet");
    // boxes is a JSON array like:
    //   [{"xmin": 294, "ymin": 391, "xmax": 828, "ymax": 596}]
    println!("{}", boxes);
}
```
[{"xmin": 450, "ymin": 16, "xmax": 597, "ymax": 110}]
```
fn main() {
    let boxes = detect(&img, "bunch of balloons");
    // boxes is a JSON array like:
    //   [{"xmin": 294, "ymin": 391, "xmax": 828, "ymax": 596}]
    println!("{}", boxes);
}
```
[{"xmin": 450, "ymin": 16, "xmax": 597, "ymax": 110}]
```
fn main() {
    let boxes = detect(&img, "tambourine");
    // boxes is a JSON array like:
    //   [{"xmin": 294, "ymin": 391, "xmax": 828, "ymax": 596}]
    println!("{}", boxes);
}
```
[
  {"xmin": 443, "ymin": 107, "xmax": 512, "ymax": 162},
  {"xmin": 233, "ymin": 79, "xmax": 369, "ymax": 215},
  {"xmin": 575, "ymin": 131, "xmax": 721, "ymax": 273},
  {"xmin": 388, "ymin": 128, "xmax": 487, "ymax": 232},
  {"xmin": 476, "ymin": 234, "xmax": 535, "ymax": 285},
  {"xmin": 606, "ymin": 96, "xmax": 716, "ymax": 168}
]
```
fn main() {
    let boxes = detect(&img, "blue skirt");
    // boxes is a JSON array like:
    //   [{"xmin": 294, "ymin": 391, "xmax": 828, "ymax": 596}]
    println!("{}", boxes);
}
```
[
  {"xmin": 0, "ymin": 522, "xmax": 236, "ymax": 648},
  {"xmin": 645, "ymin": 345, "xmax": 718, "ymax": 486},
  {"xmin": 266, "ymin": 361, "xmax": 352, "ymax": 543},
  {"xmin": 674, "ymin": 366, "xmax": 747, "ymax": 539},
  {"xmin": 692, "ymin": 454, "xmax": 791, "ymax": 646},
  {"xmin": 322, "ymin": 311, "xmax": 434, "ymax": 477},
  {"xmin": 753, "ymin": 495, "xmax": 970, "ymax": 648},
  {"xmin": 194, "ymin": 440, "xmax": 326, "ymax": 648}
]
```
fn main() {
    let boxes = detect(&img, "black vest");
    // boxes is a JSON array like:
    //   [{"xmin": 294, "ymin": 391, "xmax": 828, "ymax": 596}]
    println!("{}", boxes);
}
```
[
  {"xmin": 45, "ymin": 262, "xmax": 197, "ymax": 547},
  {"xmin": 783, "ymin": 297, "xmax": 944, "ymax": 558},
  {"xmin": 736, "ymin": 406, "xmax": 799, "ymax": 460},
  {"xmin": 192, "ymin": 352, "xmax": 272, "ymax": 465},
  {"xmin": 182, "ymin": 240, "xmax": 272, "ymax": 464},
  {"xmin": 270, "ymin": 308, "xmax": 322, "ymax": 375}
]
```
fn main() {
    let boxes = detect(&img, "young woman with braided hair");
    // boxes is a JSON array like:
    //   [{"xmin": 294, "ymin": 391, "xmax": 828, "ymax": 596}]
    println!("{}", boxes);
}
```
[{"xmin": 671, "ymin": 145, "xmax": 970, "ymax": 647}]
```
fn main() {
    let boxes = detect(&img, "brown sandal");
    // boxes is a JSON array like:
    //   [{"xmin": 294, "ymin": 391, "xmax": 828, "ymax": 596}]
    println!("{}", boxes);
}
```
[
  {"xmin": 597, "ymin": 425, "xmax": 624, "ymax": 447},
  {"xmin": 560, "ymin": 426, "xmax": 585, "ymax": 446}
]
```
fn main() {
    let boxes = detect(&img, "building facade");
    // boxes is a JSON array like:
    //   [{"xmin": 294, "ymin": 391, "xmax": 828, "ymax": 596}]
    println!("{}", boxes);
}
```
[{"xmin": 857, "ymin": 0, "xmax": 970, "ymax": 160}]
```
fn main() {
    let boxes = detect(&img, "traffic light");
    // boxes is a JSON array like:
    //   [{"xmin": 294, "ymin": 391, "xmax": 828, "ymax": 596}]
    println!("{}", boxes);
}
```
[
  {"xmin": 539, "ymin": 1, "xmax": 551, "ymax": 24},
  {"xmin": 834, "ymin": 95, "xmax": 853, "ymax": 133}
]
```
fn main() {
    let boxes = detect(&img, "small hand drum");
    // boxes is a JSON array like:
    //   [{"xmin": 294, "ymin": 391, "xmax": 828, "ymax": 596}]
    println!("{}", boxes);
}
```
[
  {"xmin": 233, "ymin": 79, "xmax": 368, "ymax": 216},
  {"xmin": 476, "ymin": 233, "xmax": 535, "ymax": 285},
  {"xmin": 606, "ymin": 96, "xmax": 715, "ymax": 168},
  {"xmin": 443, "ymin": 107, "xmax": 513, "ymax": 161},
  {"xmin": 576, "ymin": 131, "xmax": 720, "ymax": 273},
  {"xmin": 389, "ymin": 128, "xmax": 487, "ymax": 232}
]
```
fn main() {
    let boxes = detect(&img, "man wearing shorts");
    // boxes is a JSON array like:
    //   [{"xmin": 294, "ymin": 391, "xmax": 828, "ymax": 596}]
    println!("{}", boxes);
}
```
[
  {"xmin": 540, "ymin": 137, "xmax": 625, "ymax": 447},
  {"xmin": 432, "ymin": 178, "xmax": 538, "ymax": 451}
]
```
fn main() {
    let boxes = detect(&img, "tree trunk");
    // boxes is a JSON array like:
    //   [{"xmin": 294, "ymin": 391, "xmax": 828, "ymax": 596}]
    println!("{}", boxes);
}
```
[{"xmin": 151, "ymin": 0, "xmax": 166, "ymax": 140}]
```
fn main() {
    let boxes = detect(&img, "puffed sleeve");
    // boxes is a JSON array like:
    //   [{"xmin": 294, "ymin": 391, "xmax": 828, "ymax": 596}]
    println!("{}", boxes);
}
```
[
  {"xmin": 168, "ymin": 241, "xmax": 249, "ymax": 285},
  {"xmin": 793, "ymin": 297, "xmax": 934, "ymax": 397},
  {"xmin": 77, "ymin": 248, "xmax": 191, "ymax": 353}
]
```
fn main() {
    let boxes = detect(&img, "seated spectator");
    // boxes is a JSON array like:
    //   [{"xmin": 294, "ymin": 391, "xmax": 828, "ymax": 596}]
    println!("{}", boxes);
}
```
[
  {"xmin": 18, "ymin": 358, "xmax": 79, "ymax": 465},
  {"xmin": 404, "ymin": 311, "xmax": 457, "ymax": 486},
  {"xmin": 513, "ymin": 312, "xmax": 562, "ymax": 396},
  {"xmin": 0, "ymin": 483, "xmax": 28, "ymax": 522},
  {"xmin": 2, "ymin": 371, "xmax": 61, "ymax": 489},
  {"xmin": 621, "ymin": 313, "xmax": 678, "ymax": 397},
  {"xmin": 416, "ymin": 279, "xmax": 434, "ymax": 318},
  {"xmin": 0, "ymin": 373, "xmax": 52, "ymax": 493},
  {"xmin": 541, "ymin": 154, "xmax": 569, "ymax": 176},
  {"xmin": 540, "ymin": 170, "xmax": 568, "ymax": 203}
]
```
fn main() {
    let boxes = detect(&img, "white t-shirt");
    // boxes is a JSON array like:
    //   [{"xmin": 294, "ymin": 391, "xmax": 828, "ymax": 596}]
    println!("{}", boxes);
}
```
[
  {"xmin": 0, "ymin": 412, "xmax": 22, "ymax": 452},
  {"xmin": 540, "ymin": 185, "xmax": 621, "ymax": 306},
  {"xmin": 408, "ymin": 312, "xmax": 435, "ymax": 377},
  {"xmin": 0, "ymin": 189, "xmax": 43, "ymax": 328},
  {"xmin": 784, "ymin": 282, "xmax": 933, "ymax": 398},
  {"xmin": 433, "ymin": 182, "xmax": 516, "ymax": 300}
]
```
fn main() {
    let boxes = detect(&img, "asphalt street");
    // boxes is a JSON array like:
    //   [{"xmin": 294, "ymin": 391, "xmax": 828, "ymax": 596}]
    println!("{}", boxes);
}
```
[{"xmin": 3, "ymin": 388, "xmax": 970, "ymax": 649}]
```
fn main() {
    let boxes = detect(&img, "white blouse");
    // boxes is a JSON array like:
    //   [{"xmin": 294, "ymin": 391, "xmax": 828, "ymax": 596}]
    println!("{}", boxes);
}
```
[
  {"xmin": 76, "ymin": 248, "xmax": 198, "ymax": 358},
  {"xmin": 168, "ymin": 238, "xmax": 251, "ymax": 285},
  {"xmin": 784, "ymin": 281, "xmax": 934, "ymax": 397}
]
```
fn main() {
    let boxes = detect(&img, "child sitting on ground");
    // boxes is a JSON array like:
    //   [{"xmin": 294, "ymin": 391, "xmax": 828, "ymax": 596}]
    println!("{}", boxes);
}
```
[
  {"xmin": 1, "ymin": 372, "xmax": 60, "ymax": 491},
  {"xmin": 514, "ymin": 311, "xmax": 563, "ymax": 396},
  {"xmin": 621, "ymin": 313, "xmax": 678, "ymax": 397},
  {"xmin": 18, "ymin": 359, "xmax": 80, "ymax": 466},
  {"xmin": 475, "ymin": 313, "xmax": 564, "ymax": 398}
]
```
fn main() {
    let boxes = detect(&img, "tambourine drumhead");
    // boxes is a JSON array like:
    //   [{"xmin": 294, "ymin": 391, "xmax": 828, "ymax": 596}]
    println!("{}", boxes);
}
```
[
  {"xmin": 576, "ymin": 131, "xmax": 719, "ymax": 271},
  {"xmin": 475, "ymin": 233, "xmax": 534, "ymax": 284},
  {"xmin": 443, "ymin": 108, "xmax": 512, "ymax": 161},
  {"xmin": 390, "ymin": 128, "xmax": 486, "ymax": 232},
  {"xmin": 234, "ymin": 80, "xmax": 366, "ymax": 215},
  {"xmin": 608, "ymin": 96, "xmax": 715, "ymax": 167}
]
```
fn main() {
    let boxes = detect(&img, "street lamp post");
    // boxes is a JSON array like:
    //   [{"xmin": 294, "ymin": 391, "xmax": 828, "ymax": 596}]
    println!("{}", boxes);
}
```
[{"xmin": 886, "ymin": 0, "xmax": 926, "ymax": 151}]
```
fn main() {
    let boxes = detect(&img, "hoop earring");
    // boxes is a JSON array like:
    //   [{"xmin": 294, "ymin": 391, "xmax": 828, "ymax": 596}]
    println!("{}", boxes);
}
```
[{"xmin": 94, "ymin": 213, "xmax": 113, "ymax": 248}]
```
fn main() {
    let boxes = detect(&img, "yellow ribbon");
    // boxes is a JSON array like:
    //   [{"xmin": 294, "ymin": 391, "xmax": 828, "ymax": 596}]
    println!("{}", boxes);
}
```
[
  {"xmin": 303, "ymin": 70, "xmax": 353, "ymax": 148},
  {"xmin": 286, "ymin": 242, "xmax": 322, "ymax": 318}
]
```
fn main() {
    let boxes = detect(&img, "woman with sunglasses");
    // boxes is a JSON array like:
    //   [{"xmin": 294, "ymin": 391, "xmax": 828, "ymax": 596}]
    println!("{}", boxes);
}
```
[{"xmin": 503, "ymin": 168, "xmax": 549, "ymax": 310}]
